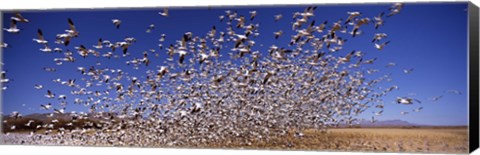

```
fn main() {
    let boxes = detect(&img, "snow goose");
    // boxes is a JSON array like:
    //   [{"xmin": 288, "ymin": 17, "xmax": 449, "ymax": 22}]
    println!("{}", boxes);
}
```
[
  {"xmin": 374, "ymin": 41, "xmax": 390, "ymax": 50},
  {"xmin": 33, "ymin": 29, "xmax": 48, "ymax": 44},
  {"xmin": 11, "ymin": 13, "xmax": 29, "ymax": 23},
  {"xmin": 159, "ymin": 8, "xmax": 169, "ymax": 17},
  {"xmin": 112, "ymin": 19, "xmax": 121, "ymax": 29},
  {"xmin": 3, "ymin": 20, "xmax": 20, "ymax": 33}
]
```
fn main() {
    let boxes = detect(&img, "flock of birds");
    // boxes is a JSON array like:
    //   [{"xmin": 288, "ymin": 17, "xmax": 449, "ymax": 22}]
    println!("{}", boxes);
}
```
[{"xmin": 0, "ymin": 3, "xmax": 463, "ymax": 147}]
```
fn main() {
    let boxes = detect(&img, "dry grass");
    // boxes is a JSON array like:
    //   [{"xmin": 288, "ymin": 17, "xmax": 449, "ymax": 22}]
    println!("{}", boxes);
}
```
[
  {"xmin": 1, "ymin": 127, "xmax": 469, "ymax": 153},
  {"xmin": 199, "ymin": 128, "xmax": 469, "ymax": 154}
]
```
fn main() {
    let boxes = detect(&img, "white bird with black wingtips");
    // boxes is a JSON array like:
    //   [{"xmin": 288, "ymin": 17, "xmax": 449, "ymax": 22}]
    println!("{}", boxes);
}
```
[
  {"xmin": 274, "ymin": 14, "xmax": 283, "ymax": 22},
  {"xmin": 396, "ymin": 97, "xmax": 421, "ymax": 105},
  {"xmin": 159, "ymin": 8, "xmax": 169, "ymax": 17},
  {"xmin": 0, "ymin": 42, "xmax": 8, "ymax": 48},
  {"xmin": 33, "ymin": 29, "xmax": 48, "ymax": 44},
  {"xmin": 112, "ymin": 19, "xmax": 122, "ymax": 29},
  {"xmin": 4, "ymin": 20, "xmax": 20, "ymax": 33},
  {"xmin": 11, "ymin": 13, "xmax": 29, "ymax": 23},
  {"xmin": 45, "ymin": 90, "xmax": 55, "ymax": 99},
  {"xmin": 34, "ymin": 84, "xmax": 43, "ymax": 90},
  {"xmin": 374, "ymin": 41, "xmax": 390, "ymax": 50}
]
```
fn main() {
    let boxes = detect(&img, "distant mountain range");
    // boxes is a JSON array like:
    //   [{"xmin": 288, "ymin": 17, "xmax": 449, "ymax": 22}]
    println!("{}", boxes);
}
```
[
  {"xmin": 355, "ymin": 119, "xmax": 418, "ymax": 127},
  {"xmin": 342, "ymin": 119, "xmax": 467, "ymax": 128},
  {"xmin": 3, "ymin": 113, "xmax": 96, "ymax": 122},
  {"xmin": 2, "ymin": 113, "xmax": 464, "ymax": 128}
]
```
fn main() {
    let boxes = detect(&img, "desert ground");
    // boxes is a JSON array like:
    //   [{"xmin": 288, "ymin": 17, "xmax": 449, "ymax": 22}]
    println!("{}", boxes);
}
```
[
  {"xmin": 1, "ymin": 127, "xmax": 468, "ymax": 154},
  {"xmin": 213, "ymin": 128, "xmax": 469, "ymax": 154}
]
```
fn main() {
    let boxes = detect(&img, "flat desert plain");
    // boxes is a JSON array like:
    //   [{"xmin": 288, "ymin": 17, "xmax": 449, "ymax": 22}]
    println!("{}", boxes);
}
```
[
  {"xmin": 205, "ymin": 127, "xmax": 469, "ymax": 153},
  {"xmin": 1, "ymin": 127, "xmax": 468, "ymax": 154}
]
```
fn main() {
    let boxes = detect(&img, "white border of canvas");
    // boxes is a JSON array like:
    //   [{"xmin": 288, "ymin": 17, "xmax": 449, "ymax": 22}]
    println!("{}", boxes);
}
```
[{"xmin": 0, "ymin": 0, "xmax": 478, "ymax": 155}]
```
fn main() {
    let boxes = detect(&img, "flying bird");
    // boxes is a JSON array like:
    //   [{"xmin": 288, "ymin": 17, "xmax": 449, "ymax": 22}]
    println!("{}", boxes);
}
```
[
  {"xmin": 387, "ymin": 3, "xmax": 404, "ymax": 17},
  {"xmin": 146, "ymin": 24, "xmax": 155, "ymax": 33},
  {"xmin": 45, "ymin": 90, "xmax": 55, "ymax": 99},
  {"xmin": 4, "ymin": 20, "xmax": 20, "ymax": 33},
  {"xmin": 373, "ymin": 12, "xmax": 385, "ymax": 29},
  {"xmin": 159, "ymin": 8, "xmax": 169, "ymax": 17},
  {"xmin": 11, "ymin": 13, "xmax": 29, "ymax": 23},
  {"xmin": 372, "ymin": 33, "xmax": 387, "ymax": 43},
  {"xmin": 403, "ymin": 68, "xmax": 414, "ymax": 74},
  {"xmin": 41, "ymin": 103, "xmax": 52, "ymax": 110},
  {"xmin": 396, "ymin": 97, "xmax": 421, "ymax": 105},
  {"xmin": 39, "ymin": 44, "xmax": 53, "ymax": 53},
  {"xmin": 67, "ymin": 18, "xmax": 79, "ymax": 37},
  {"xmin": 345, "ymin": 11, "xmax": 361, "ymax": 24},
  {"xmin": 274, "ymin": 14, "xmax": 283, "ymax": 22},
  {"xmin": 412, "ymin": 107, "xmax": 423, "ymax": 112},
  {"xmin": 33, "ymin": 29, "xmax": 48, "ymax": 44},
  {"xmin": 43, "ymin": 67, "xmax": 56, "ymax": 72},
  {"xmin": 0, "ymin": 42, "xmax": 8, "ymax": 48},
  {"xmin": 112, "ymin": 19, "xmax": 122, "ymax": 29},
  {"xmin": 177, "ymin": 50, "xmax": 187, "ymax": 64},
  {"xmin": 351, "ymin": 18, "xmax": 370, "ymax": 37},
  {"xmin": 446, "ymin": 89, "xmax": 462, "ymax": 95},
  {"xmin": 430, "ymin": 95, "xmax": 443, "ymax": 102},
  {"xmin": 385, "ymin": 62, "xmax": 396, "ymax": 67},
  {"xmin": 249, "ymin": 11, "xmax": 257, "ymax": 20},
  {"xmin": 34, "ymin": 84, "xmax": 43, "ymax": 90},
  {"xmin": 274, "ymin": 30, "xmax": 283, "ymax": 39},
  {"xmin": 374, "ymin": 110, "xmax": 383, "ymax": 116},
  {"xmin": 374, "ymin": 41, "xmax": 390, "ymax": 50}
]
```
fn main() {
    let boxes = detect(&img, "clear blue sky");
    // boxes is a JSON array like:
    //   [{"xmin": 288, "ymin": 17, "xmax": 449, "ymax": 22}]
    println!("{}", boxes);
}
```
[{"xmin": 1, "ymin": 2, "xmax": 469, "ymax": 126}]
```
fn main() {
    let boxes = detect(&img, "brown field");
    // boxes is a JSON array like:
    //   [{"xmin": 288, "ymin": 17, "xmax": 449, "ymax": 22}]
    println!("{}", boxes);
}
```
[
  {"xmin": 1, "ymin": 127, "xmax": 469, "ymax": 154},
  {"xmin": 202, "ymin": 128, "xmax": 469, "ymax": 154}
]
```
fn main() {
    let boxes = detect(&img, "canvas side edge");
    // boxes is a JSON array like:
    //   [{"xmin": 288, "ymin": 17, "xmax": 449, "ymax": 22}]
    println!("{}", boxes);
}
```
[
  {"xmin": 468, "ymin": 1, "xmax": 479, "ymax": 153},
  {"xmin": 0, "ymin": 11, "xmax": 4, "ymax": 144}
]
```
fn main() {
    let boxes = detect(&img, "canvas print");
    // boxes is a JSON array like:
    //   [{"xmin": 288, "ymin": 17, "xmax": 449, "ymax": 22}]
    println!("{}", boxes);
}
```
[{"xmin": 0, "ymin": 2, "xmax": 473, "ymax": 154}]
